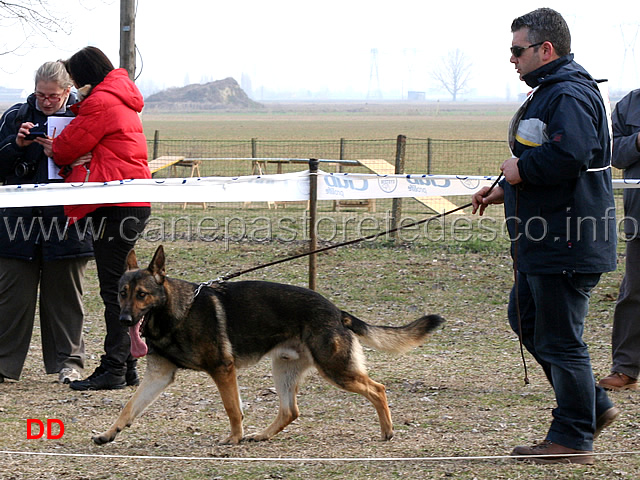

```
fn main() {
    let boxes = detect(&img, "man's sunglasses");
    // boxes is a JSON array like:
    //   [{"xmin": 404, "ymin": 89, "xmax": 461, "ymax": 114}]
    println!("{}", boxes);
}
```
[{"xmin": 510, "ymin": 41, "xmax": 544, "ymax": 58}]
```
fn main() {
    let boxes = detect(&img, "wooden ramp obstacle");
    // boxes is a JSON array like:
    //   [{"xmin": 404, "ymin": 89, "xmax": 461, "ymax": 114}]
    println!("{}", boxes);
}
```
[
  {"xmin": 148, "ymin": 156, "xmax": 206, "ymax": 209},
  {"xmin": 148, "ymin": 155, "xmax": 185, "ymax": 174},
  {"xmin": 356, "ymin": 159, "xmax": 463, "ymax": 214}
]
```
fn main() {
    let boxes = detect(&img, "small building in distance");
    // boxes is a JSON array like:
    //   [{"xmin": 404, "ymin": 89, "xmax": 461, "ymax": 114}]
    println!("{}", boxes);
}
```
[{"xmin": 0, "ymin": 86, "xmax": 24, "ymax": 104}]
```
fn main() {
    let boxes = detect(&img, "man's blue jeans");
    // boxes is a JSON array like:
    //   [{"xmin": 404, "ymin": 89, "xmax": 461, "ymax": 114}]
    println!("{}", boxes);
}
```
[{"xmin": 508, "ymin": 271, "xmax": 614, "ymax": 451}]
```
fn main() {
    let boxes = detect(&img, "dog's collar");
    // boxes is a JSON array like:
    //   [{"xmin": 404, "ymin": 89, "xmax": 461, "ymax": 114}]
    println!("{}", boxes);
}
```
[{"xmin": 193, "ymin": 278, "xmax": 224, "ymax": 300}]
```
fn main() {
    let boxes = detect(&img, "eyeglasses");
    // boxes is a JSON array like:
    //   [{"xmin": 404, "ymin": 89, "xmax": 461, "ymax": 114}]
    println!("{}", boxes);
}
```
[
  {"xmin": 510, "ymin": 41, "xmax": 544, "ymax": 58},
  {"xmin": 34, "ymin": 92, "xmax": 64, "ymax": 103}
]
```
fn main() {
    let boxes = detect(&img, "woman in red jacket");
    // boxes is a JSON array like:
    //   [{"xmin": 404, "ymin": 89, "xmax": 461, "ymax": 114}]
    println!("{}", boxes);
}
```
[{"xmin": 40, "ymin": 47, "xmax": 151, "ymax": 390}]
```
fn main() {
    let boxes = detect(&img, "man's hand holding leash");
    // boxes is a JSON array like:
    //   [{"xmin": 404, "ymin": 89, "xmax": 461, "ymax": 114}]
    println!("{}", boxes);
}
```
[
  {"xmin": 471, "ymin": 185, "xmax": 504, "ymax": 216},
  {"xmin": 471, "ymin": 157, "xmax": 522, "ymax": 216}
]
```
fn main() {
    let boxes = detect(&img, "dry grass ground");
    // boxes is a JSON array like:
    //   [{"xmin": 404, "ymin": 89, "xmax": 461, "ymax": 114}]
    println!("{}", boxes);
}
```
[{"xmin": 1, "ymin": 237, "xmax": 638, "ymax": 480}]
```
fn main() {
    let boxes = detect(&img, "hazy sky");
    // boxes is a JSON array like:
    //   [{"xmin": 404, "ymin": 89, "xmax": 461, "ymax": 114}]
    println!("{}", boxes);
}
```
[{"xmin": 1, "ymin": 0, "xmax": 638, "ymax": 100}]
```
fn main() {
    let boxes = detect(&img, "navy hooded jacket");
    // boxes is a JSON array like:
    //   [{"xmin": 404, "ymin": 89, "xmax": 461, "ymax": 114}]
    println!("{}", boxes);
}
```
[
  {"xmin": 503, "ymin": 54, "xmax": 617, "ymax": 274},
  {"xmin": 0, "ymin": 93, "xmax": 93, "ymax": 261}
]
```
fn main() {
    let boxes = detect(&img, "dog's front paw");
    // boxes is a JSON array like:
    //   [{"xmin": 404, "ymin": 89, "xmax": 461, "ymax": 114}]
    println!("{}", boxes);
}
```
[
  {"xmin": 219, "ymin": 434, "xmax": 243, "ymax": 445},
  {"xmin": 92, "ymin": 432, "xmax": 114, "ymax": 445},
  {"xmin": 243, "ymin": 432, "xmax": 270, "ymax": 442}
]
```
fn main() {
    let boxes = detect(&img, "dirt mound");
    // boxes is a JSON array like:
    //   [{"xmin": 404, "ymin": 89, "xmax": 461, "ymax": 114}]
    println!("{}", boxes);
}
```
[{"xmin": 145, "ymin": 77, "xmax": 262, "ymax": 110}]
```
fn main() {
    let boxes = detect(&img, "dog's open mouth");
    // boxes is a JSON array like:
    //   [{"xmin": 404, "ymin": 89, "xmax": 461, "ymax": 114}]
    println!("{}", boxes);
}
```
[{"xmin": 129, "ymin": 316, "xmax": 148, "ymax": 358}]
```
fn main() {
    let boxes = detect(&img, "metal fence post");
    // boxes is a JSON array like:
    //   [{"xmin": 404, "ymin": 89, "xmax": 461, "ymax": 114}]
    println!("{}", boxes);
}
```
[
  {"xmin": 308, "ymin": 158, "xmax": 319, "ymax": 290},
  {"xmin": 391, "ymin": 135, "xmax": 406, "ymax": 243},
  {"xmin": 427, "ymin": 137, "xmax": 432, "ymax": 174}
]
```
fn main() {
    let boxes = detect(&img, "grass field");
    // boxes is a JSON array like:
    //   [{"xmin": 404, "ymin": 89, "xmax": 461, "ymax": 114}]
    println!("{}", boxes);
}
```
[
  {"xmin": 1, "ymin": 102, "xmax": 638, "ymax": 480},
  {"xmin": 141, "ymin": 101, "xmax": 516, "ymax": 141}
]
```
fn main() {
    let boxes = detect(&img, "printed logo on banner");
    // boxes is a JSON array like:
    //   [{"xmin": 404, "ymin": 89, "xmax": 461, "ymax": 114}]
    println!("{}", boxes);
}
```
[
  {"xmin": 405, "ymin": 176, "xmax": 451, "ymax": 195},
  {"xmin": 377, "ymin": 176, "xmax": 397, "ymax": 193},
  {"xmin": 458, "ymin": 177, "xmax": 480, "ymax": 190},
  {"xmin": 407, "ymin": 177, "xmax": 451, "ymax": 187},
  {"xmin": 323, "ymin": 176, "xmax": 369, "ymax": 197}
]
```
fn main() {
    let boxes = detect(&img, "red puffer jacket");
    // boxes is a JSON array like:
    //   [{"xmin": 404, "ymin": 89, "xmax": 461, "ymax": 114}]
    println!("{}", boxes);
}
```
[{"xmin": 52, "ymin": 68, "xmax": 151, "ymax": 220}]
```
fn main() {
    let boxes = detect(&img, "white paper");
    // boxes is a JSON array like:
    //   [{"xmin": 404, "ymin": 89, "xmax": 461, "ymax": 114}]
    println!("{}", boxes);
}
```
[{"xmin": 47, "ymin": 117, "xmax": 73, "ymax": 180}]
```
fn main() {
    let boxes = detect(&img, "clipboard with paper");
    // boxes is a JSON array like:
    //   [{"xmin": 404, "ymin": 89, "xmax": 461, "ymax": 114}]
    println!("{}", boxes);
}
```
[{"xmin": 47, "ymin": 117, "xmax": 73, "ymax": 180}]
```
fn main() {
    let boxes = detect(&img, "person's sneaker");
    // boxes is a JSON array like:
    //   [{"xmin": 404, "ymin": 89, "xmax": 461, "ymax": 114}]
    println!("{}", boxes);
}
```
[
  {"xmin": 70, "ymin": 367, "xmax": 126, "ymax": 391},
  {"xmin": 58, "ymin": 367, "xmax": 82, "ymax": 384},
  {"xmin": 126, "ymin": 366, "xmax": 140, "ymax": 386},
  {"xmin": 598, "ymin": 372, "xmax": 638, "ymax": 391},
  {"xmin": 594, "ymin": 406, "xmax": 620, "ymax": 440},
  {"xmin": 511, "ymin": 440, "xmax": 594, "ymax": 465}
]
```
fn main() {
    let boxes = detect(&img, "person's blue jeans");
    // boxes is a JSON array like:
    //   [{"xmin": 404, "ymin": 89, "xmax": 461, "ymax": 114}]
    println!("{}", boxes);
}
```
[{"xmin": 508, "ymin": 271, "xmax": 614, "ymax": 451}]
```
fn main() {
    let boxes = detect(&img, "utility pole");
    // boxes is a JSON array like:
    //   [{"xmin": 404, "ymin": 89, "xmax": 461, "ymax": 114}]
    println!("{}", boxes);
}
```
[
  {"xmin": 120, "ymin": 0, "xmax": 136, "ymax": 80},
  {"xmin": 367, "ymin": 48, "xmax": 382, "ymax": 100}
]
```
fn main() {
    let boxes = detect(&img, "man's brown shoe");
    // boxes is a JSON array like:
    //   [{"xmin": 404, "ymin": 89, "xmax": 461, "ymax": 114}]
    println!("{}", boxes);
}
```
[
  {"xmin": 595, "ymin": 406, "xmax": 620, "ymax": 440},
  {"xmin": 511, "ymin": 440, "xmax": 594, "ymax": 465},
  {"xmin": 598, "ymin": 372, "xmax": 638, "ymax": 391}
]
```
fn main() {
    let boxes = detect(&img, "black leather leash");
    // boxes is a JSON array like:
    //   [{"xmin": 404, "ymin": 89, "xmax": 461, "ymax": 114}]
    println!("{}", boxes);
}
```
[
  {"xmin": 195, "ymin": 173, "xmax": 504, "ymax": 294},
  {"xmin": 513, "ymin": 185, "xmax": 530, "ymax": 385}
]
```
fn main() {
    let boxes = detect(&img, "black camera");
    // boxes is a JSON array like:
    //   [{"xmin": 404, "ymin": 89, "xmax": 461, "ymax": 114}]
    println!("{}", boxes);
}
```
[
  {"xmin": 24, "ymin": 129, "xmax": 47, "ymax": 140},
  {"xmin": 14, "ymin": 159, "xmax": 37, "ymax": 178}
]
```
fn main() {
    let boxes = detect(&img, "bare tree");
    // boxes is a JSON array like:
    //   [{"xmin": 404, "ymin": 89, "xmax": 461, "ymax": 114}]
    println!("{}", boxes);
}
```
[
  {"xmin": 432, "ymin": 48, "xmax": 472, "ymax": 101},
  {"xmin": 0, "ymin": 0, "xmax": 71, "ymax": 56}
]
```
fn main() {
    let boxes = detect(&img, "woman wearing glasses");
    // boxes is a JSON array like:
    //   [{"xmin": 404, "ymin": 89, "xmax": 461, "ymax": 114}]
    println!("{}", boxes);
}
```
[{"xmin": 0, "ymin": 61, "xmax": 93, "ymax": 385}]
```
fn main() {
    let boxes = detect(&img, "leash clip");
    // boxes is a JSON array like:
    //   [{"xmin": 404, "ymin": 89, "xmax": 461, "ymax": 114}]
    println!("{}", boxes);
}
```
[{"xmin": 193, "ymin": 277, "xmax": 225, "ymax": 299}]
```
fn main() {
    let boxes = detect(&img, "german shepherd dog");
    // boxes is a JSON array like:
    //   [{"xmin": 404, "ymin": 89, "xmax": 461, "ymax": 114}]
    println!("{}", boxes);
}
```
[{"xmin": 92, "ymin": 245, "xmax": 444, "ymax": 445}]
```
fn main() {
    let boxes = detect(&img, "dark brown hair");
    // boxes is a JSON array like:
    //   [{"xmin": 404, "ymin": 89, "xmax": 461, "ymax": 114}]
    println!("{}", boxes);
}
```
[
  {"xmin": 64, "ymin": 46, "xmax": 115, "ymax": 88},
  {"xmin": 511, "ymin": 8, "xmax": 571, "ymax": 57}
]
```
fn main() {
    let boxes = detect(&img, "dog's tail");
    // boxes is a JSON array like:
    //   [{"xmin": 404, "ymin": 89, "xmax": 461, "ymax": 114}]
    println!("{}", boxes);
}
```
[{"xmin": 341, "ymin": 312, "xmax": 445, "ymax": 354}]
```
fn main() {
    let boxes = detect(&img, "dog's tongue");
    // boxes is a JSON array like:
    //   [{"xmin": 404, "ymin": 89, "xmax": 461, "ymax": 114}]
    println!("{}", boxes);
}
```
[{"xmin": 129, "ymin": 320, "xmax": 148, "ymax": 358}]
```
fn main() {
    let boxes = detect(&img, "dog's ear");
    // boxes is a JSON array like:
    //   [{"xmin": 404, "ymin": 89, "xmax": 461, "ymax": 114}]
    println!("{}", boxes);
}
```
[
  {"xmin": 149, "ymin": 245, "xmax": 166, "ymax": 284},
  {"xmin": 125, "ymin": 249, "xmax": 139, "ymax": 271}
]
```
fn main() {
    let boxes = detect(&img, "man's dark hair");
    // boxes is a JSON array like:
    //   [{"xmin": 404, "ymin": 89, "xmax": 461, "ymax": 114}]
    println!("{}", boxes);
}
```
[
  {"xmin": 63, "ymin": 46, "xmax": 115, "ymax": 88},
  {"xmin": 511, "ymin": 8, "xmax": 571, "ymax": 57}
]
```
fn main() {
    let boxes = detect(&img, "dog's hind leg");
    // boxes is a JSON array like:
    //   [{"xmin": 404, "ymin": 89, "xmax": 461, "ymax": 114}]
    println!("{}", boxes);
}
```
[
  {"xmin": 93, "ymin": 354, "xmax": 178, "ymax": 445},
  {"xmin": 314, "ymin": 341, "xmax": 394, "ymax": 441},
  {"xmin": 245, "ymin": 349, "xmax": 312, "ymax": 442},
  {"xmin": 339, "ymin": 373, "xmax": 393, "ymax": 441},
  {"xmin": 209, "ymin": 363, "xmax": 245, "ymax": 445}
]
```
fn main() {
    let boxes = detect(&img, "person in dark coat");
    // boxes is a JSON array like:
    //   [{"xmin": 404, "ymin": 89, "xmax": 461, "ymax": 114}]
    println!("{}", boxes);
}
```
[
  {"xmin": 598, "ymin": 88, "xmax": 640, "ymax": 391},
  {"xmin": 471, "ymin": 8, "xmax": 618, "ymax": 464},
  {"xmin": 0, "ymin": 61, "xmax": 93, "ymax": 384}
]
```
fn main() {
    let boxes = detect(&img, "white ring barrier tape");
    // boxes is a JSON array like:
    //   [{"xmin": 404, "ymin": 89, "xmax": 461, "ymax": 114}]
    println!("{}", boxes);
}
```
[
  {"xmin": 0, "ymin": 172, "xmax": 634, "ymax": 208},
  {"xmin": 0, "ymin": 449, "xmax": 638, "ymax": 462}
]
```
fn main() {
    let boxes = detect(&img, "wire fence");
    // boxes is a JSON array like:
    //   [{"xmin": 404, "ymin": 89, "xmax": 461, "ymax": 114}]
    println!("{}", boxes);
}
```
[
  {"xmin": 147, "ymin": 136, "xmax": 512, "ymax": 178},
  {"xmin": 141, "ymin": 135, "xmax": 623, "ymax": 251},
  {"xmin": 143, "ymin": 136, "xmax": 510, "ymax": 241}
]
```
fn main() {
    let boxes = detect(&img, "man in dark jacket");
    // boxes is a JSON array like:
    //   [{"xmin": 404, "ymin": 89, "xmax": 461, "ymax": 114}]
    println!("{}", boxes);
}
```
[
  {"xmin": 598, "ymin": 89, "xmax": 640, "ymax": 391},
  {"xmin": 472, "ymin": 8, "xmax": 618, "ymax": 464},
  {"xmin": 0, "ymin": 61, "xmax": 93, "ymax": 384}
]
